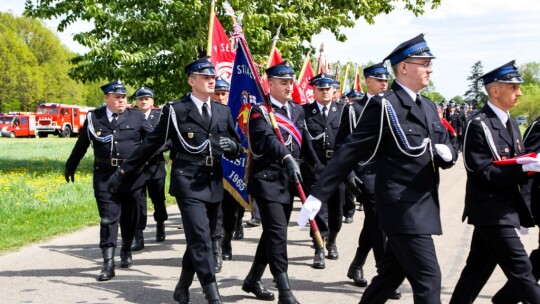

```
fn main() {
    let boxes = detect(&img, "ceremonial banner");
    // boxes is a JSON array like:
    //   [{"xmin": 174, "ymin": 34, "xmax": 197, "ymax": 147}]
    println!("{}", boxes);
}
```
[
  {"xmin": 221, "ymin": 24, "xmax": 265, "ymax": 209},
  {"xmin": 293, "ymin": 56, "xmax": 315, "ymax": 104},
  {"xmin": 341, "ymin": 63, "xmax": 351, "ymax": 95},
  {"xmin": 210, "ymin": 15, "xmax": 236, "ymax": 82},
  {"xmin": 353, "ymin": 65, "xmax": 364, "ymax": 93}
]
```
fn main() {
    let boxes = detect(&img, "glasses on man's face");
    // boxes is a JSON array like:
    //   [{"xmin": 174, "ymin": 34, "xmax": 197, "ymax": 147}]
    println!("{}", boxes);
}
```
[{"xmin": 405, "ymin": 61, "xmax": 433, "ymax": 68}]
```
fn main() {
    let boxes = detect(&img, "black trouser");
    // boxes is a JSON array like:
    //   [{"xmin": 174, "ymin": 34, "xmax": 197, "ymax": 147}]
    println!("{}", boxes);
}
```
[
  {"xmin": 450, "ymin": 226, "xmax": 540, "ymax": 304},
  {"xmin": 359, "ymin": 233, "xmax": 441, "ymax": 304},
  {"xmin": 95, "ymin": 188, "xmax": 142, "ymax": 248},
  {"xmin": 252, "ymin": 195, "xmax": 293, "ymax": 276},
  {"xmin": 251, "ymin": 198, "xmax": 260, "ymax": 220},
  {"xmin": 177, "ymin": 197, "xmax": 220, "ymax": 286},
  {"xmin": 221, "ymin": 191, "xmax": 245, "ymax": 233},
  {"xmin": 136, "ymin": 176, "xmax": 168, "ymax": 230},
  {"xmin": 356, "ymin": 193, "xmax": 386, "ymax": 266},
  {"xmin": 343, "ymin": 188, "xmax": 356, "ymax": 218}
]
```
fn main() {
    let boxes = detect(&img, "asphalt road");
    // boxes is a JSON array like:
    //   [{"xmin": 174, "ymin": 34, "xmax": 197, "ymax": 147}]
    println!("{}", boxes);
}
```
[{"xmin": 0, "ymin": 160, "xmax": 538, "ymax": 303}]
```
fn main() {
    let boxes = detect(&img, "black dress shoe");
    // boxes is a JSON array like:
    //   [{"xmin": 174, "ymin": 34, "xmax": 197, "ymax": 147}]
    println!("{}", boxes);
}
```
[
  {"xmin": 221, "ymin": 232, "xmax": 233, "ymax": 260},
  {"xmin": 242, "ymin": 279, "xmax": 275, "ymax": 301},
  {"xmin": 326, "ymin": 242, "xmax": 339, "ymax": 260},
  {"xmin": 173, "ymin": 287, "xmax": 190, "ymax": 304},
  {"xmin": 233, "ymin": 224, "xmax": 244, "ymax": 240},
  {"xmin": 389, "ymin": 288, "xmax": 401, "ymax": 300},
  {"xmin": 246, "ymin": 218, "xmax": 261, "ymax": 227},
  {"xmin": 131, "ymin": 230, "xmax": 144, "ymax": 251},
  {"xmin": 312, "ymin": 248, "xmax": 326, "ymax": 269},
  {"xmin": 156, "ymin": 221, "xmax": 166, "ymax": 242},
  {"xmin": 97, "ymin": 260, "xmax": 115, "ymax": 281},
  {"xmin": 214, "ymin": 253, "xmax": 222, "ymax": 273},
  {"xmin": 120, "ymin": 246, "xmax": 133, "ymax": 268},
  {"xmin": 347, "ymin": 267, "xmax": 367, "ymax": 287},
  {"xmin": 343, "ymin": 216, "xmax": 354, "ymax": 224}
]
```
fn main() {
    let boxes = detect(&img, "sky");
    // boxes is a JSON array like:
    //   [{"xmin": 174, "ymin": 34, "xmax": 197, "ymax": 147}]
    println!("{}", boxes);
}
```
[{"xmin": 2, "ymin": 0, "xmax": 540, "ymax": 98}]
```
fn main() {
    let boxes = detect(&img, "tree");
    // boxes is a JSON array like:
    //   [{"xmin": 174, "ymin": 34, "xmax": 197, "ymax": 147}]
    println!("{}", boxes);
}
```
[
  {"xmin": 451, "ymin": 95, "xmax": 464, "ymax": 104},
  {"xmin": 0, "ymin": 12, "xmax": 92, "ymax": 112},
  {"xmin": 519, "ymin": 62, "xmax": 540, "ymax": 86},
  {"xmin": 422, "ymin": 80, "xmax": 444, "ymax": 103},
  {"xmin": 24, "ymin": 0, "xmax": 442, "ymax": 102},
  {"xmin": 463, "ymin": 60, "xmax": 487, "ymax": 109},
  {"xmin": 510, "ymin": 83, "xmax": 540, "ymax": 125}
]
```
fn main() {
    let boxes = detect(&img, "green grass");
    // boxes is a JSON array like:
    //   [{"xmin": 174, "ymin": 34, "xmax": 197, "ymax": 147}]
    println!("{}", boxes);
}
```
[{"xmin": 0, "ymin": 137, "xmax": 174, "ymax": 253}]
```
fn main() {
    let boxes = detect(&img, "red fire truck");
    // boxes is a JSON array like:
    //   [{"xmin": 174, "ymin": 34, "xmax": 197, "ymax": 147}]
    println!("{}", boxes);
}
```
[
  {"xmin": 34, "ymin": 103, "xmax": 94, "ymax": 138},
  {"xmin": 1, "ymin": 113, "xmax": 37, "ymax": 138}
]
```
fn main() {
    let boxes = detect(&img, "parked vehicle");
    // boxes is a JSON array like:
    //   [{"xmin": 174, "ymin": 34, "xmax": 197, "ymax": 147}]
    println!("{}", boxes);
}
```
[
  {"xmin": 34, "ymin": 103, "xmax": 94, "ymax": 138},
  {"xmin": 516, "ymin": 114, "xmax": 529, "ymax": 125},
  {"xmin": 0, "ymin": 114, "xmax": 15, "ymax": 135},
  {"xmin": 1, "ymin": 113, "xmax": 37, "ymax": 138}
]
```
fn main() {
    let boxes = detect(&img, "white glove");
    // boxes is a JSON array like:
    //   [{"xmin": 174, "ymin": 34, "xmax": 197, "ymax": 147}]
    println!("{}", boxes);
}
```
[
  {"xmin": 522, "ymin": 161, "xmax": 540, "ymax": 172},
  {"xmin": 298, "ymin": 195, "xmax": 322, "ymax": 227},
  {"xmin": 435, "ymin": 144, "xmax": 452, "ymax": 162},
  {"xmin": 516, "ymin": 157, "xmax": 538, "ymax": 165}
]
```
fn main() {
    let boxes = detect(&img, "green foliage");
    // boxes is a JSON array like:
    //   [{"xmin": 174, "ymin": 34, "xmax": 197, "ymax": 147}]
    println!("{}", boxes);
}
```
[
  {"xmin": 451, "ymin": 95, "xmax": 464, "ymax": 104},
  {"xmin": 24, "ymin": 0, "xmax": 441, "ymax": 102},
  {"xmin": 510, "ymin": 83, "xmax": 540, "ymax": 125},
  {"xmin": 463, "ymin": 60, "xmax": 487, "ymax": 109},
  {"xmin": 0, "ymin": 12, "xmax": 99, "ymax": 112},
  {"xmin": 519, "ymin": 62, "xmax": 540, "ymax": 86},
  {"xmin": 0, "ymin": 137, "xmax": 175, "ymax": 251}
]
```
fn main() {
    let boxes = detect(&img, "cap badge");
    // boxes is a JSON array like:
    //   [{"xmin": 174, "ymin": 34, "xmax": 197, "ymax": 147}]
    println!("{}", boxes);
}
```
[
  {"xmin": 285, "ymin": 61, "xmax": 290, "ymax": 67},
  {"xmin": 321, "ymin": 73, "xmax": 325, "ymax": 78},
  {"xmin": 117, "ymin": 79, "xmax": 122, "ymax": 84}
]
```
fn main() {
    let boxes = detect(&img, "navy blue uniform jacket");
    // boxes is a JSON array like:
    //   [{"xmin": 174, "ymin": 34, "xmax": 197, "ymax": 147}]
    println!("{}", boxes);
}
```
[{"xmin": 311, "ymin": 81, "xmax": 457, "ymax": 235}]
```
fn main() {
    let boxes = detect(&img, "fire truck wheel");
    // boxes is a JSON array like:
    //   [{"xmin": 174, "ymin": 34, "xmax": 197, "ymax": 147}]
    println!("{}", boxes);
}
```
[
  {"xmin": 61, "ymin": 126, "xmax": 72, "ymax": 138},
  {"xmin": 9, "ymin": 132, "xmax": 15, "ymax": 138}
]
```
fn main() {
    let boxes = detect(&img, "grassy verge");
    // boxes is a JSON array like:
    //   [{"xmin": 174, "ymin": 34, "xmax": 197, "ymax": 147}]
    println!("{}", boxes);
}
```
[{"xmin": 0, "ymin": 137, "xmax": 174, "ymax": 253}]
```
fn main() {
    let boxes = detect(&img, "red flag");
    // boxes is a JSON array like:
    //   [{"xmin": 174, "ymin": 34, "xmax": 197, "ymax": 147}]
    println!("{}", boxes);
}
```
[
  {"xmin": 293, "ymin": 59, "xmax": 315, "ymax": 104},
  {"xmin": 261, "ymin": 47, "xmax": 283, "ymax": 94},
  {"xmin": 210, "ymin": 15, "xmax": 235, "ymax": 82},
  {"xmin": 353, "ymin": 65, "xmax": 363, "ymax": 93}
]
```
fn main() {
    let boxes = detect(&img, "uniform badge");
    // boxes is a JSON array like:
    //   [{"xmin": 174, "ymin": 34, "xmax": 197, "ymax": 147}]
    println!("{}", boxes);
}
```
[
  {"xmin": 332, "ymin": 106, "xmax": 337, "ymax": 112},
  {"xmin": 312, "ymin": 109, "xmax": 317, "ymax": 114},
  {"xmin": 96, "ymin": 131, "xmax": 101, "ymax": 136},
  {"xmin": 188, "ymin": 131, "xmax": 194, "ymax": 139},
  {"xmin": 504, "ymin": 147, "xmax": 509, "ymax": 153}
]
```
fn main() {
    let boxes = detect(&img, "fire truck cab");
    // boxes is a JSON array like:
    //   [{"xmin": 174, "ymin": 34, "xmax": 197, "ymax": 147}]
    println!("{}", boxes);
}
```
[
  {"xmin": 35, "ymin": 103, "xmax": 93, "ymax": 138},
  {"xmin": 1, "ymin": 113, "xmax": 37, "ymax": 138}
]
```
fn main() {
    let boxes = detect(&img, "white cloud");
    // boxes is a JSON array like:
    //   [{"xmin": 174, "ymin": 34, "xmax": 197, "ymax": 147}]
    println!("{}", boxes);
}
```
[{"xmin": 311, "ymin": 0, "xmax": 540, "ymax": 98}]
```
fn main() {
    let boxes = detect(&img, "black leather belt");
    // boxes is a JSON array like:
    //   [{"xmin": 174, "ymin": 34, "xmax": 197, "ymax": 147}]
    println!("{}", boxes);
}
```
[
  {"xmin": 145, "ymin": 156, "xmax": 164, "ymax": 166},
  {"xmin": 176, "ymin": 154, "xmax": 220, "ymax": 166},
  {"xmin": 95, "ymin": 157, "xmax": 125, "ymax": 167},
  {"xmin": 316, "ymin": 149, "xmax": 335, "ymax": 159}
]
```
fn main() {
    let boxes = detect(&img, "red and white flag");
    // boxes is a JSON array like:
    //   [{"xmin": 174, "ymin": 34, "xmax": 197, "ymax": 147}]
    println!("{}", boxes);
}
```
[
  {"xmin": 353, "ymin": 65, "xmax": 364, "ymax": 93},
  {"xmin": 210, "ymin": 15, "xmax": 235, "ymax": 82},
  {"xmin": 293, "ymin": 58, "xmax": 315, "ymax": 104}
]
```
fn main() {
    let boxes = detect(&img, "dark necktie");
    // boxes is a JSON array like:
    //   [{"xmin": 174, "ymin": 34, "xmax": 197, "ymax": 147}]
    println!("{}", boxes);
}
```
[
  {"xmin": 322, "ymin": 106, "xmax": 327, "ymax": 123},
  {"xmin": 282, "ymin": 105, "xmax": 289, "ymax": 119},
  {"xmin": 111, "ymin": 113, "xmax": 118, "ymax": 128},
  {"xmin": 506, "ymin": 117, "xmax": 514, "ymax": 144},
  {"xmin": 202, "ymin": 103, "xmax": 211, "ymax": 128},
  {"xmin": 415, "ymin": 94, "xmax": 423, "ymax": 108}
]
